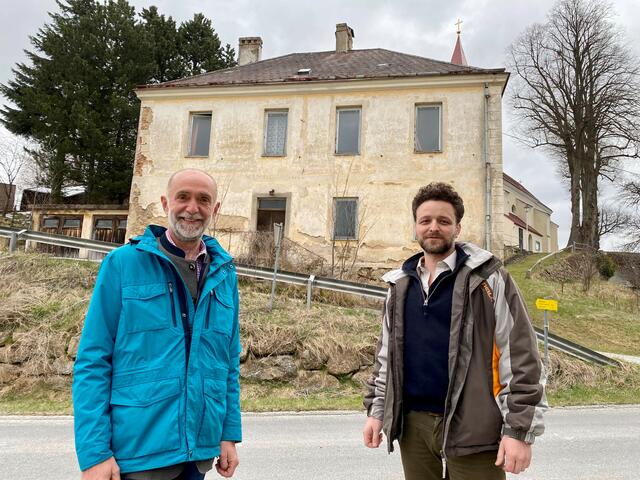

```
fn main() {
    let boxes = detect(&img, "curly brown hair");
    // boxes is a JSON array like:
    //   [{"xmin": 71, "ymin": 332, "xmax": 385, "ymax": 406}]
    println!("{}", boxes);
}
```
[{"xmin": 412, "ymin": 182, "xmax": 465, "ymax": 222}]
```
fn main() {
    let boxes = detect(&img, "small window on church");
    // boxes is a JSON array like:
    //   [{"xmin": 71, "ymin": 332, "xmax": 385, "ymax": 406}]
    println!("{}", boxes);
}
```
[
  {"xmin": 188, "ymin": 112, "xmax": 212, "ymax": 157},
  {"xmin": 415, "ymin": 105, "xmax": 441, "ymax": 153},
  {"xmin": 511, "ymin": 204, "xmax": 516, "ymax": 213}
]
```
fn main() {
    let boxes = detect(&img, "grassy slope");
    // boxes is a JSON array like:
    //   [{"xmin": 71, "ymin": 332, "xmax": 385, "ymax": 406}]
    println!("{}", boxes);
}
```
[
  {"xmin": 1, "ymin": 252, "xmax": 639, "ymax": 414},
  {"xmin": 506, "ymin": 253, "xmax": 640, "ymax": 356}
]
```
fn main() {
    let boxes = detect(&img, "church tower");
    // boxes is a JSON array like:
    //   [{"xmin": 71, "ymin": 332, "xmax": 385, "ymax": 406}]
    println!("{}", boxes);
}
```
[{"xmin": 450, "ymin": 18, "xmax": 468, "ymax": 66}]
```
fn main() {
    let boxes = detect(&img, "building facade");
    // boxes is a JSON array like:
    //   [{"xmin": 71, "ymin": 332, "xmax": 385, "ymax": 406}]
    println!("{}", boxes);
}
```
[
  {"xmin": 127, "ymin": 24, "xmax": 509, "ymax": 270},
  {"xmin": 503, "ymin": 173, "xmax": 558, "ymax": 253}
]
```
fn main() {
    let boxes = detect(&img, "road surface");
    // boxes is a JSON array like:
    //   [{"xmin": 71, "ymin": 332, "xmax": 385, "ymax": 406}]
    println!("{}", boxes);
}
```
[{"xmin": 0, "ymin": 406, "xmax": 638, "ymax": 479}]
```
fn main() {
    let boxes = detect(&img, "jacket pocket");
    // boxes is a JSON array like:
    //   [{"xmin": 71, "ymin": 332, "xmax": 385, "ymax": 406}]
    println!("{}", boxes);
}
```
[
  {"xmin": 122, "ymin": 283, "xmax": 173, "ymax": 333},
  {"xmin": 110, "ymin": 377, "xmax": 181, "ymax": 460},
  {"xmin": 203, "ymin": 289, "xmax": 234, "ymax": 336},
  {"xmin": 197, "ymin": 377, "xmax": 227, "ymax": 447}
]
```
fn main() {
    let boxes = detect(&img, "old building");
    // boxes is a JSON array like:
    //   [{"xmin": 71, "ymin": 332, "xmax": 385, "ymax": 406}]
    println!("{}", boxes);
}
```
[
  {"xmin": 503, "ymin": 173, "xmax": 559, "ymax": 253},
  {"xmin": 128, "ymin": 23, "xmax": 509, "ymax": 271}
]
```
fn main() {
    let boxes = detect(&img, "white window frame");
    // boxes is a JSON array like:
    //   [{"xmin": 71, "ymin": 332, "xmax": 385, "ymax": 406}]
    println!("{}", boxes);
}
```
[
  {"xmin": 187, "ymin": 112, "xmax": 212, "ymax": 157},
  {"xmin": 333, "ymin": 197, "xmax": 359, "ymax": 240},
  {"xmin": 263, "ymin": 109, "xmax": 288, "ymax": 156},
  {"xmin": 414, "ymin": 104, "xmax": 442, "ymax": 153},
  {"xmin": 335, "ymin": 107, "xmax": 361, "ymax": 155}
]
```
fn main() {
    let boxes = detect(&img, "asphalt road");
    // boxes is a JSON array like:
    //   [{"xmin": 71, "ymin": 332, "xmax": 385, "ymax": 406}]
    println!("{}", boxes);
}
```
[{"xmin": 1, "ymin": 406, "xmax": 639, "ymax": 479}]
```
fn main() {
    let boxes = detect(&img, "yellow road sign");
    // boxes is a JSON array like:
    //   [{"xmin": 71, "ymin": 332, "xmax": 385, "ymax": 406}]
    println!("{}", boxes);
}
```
[{"xmin": 536, "ymin": 298, "xmax": 558, "ymax": 312}]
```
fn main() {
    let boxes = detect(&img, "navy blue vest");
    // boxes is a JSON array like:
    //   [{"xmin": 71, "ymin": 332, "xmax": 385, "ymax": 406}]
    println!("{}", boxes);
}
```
[{"xmin": 402, "ymin": 246, "xmax": 468, "ymax": 414}]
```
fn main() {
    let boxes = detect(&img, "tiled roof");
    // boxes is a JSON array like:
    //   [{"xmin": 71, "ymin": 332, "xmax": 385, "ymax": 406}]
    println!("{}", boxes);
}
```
[
  {"xmin": 503, "ymin": 173, "xmax": 551, "ymax": 212},
  {"xmin": 504, "ymin": 213, "xmax": 543, "ymax": 236},
  {"xmin": 141, "ymin": 48, "xmax": 505, "ymax": 89}
]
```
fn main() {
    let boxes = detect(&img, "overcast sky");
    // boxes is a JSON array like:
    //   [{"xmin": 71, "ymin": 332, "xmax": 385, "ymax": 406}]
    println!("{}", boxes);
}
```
[{"xmin": 2, "ymin": 0, "xmax": 640, "ymax": 249}]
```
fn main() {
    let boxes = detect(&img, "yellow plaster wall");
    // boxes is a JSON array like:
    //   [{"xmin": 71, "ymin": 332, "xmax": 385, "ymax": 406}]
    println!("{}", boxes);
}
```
[{"xmin": 128, "ymin": 80, "xmax": 506, "ymax": 268}]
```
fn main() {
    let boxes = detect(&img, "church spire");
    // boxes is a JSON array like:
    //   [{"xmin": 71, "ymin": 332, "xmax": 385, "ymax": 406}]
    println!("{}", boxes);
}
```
[{"xmin": 450, "ymin": 18, "xmax": 468, "ymax": 66}]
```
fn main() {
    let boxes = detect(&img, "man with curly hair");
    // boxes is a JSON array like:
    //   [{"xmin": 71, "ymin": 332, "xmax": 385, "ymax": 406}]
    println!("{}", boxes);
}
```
[{"xmin": 363, "ymin": 182, "xmax": 546, "ymax": 480}]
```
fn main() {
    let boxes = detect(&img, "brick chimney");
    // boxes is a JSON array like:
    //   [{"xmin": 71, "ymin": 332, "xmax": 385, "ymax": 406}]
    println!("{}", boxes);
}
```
[
  {"xmin": 238, "ymin": 37, "xmax": 263, "ymax": 66},
  {"xmin": 335, "ymin": 23, "xmax": 354, "ymax": 53}
]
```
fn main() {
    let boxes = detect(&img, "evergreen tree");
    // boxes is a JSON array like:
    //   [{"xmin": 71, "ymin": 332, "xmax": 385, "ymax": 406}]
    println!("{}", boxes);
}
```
[
  {"xmin": 179, "ymin": 13, "xmax": 236, "ymax": 76},
  {"xmin": 1, "ymin": 2, "xmax": 236, "ymax": 203},
  {"xmin": 140, "ymin": 6, "xmax": 185, "ymax": 83}
]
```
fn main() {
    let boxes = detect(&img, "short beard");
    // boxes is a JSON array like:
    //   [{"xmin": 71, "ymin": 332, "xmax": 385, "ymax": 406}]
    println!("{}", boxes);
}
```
[
  {"xmin": 418, "ymin": 236, "xmax": 455, "ymax": 255},
  {"xmin": 168, "ymin": 212, "xmax": 210, "ymax": 242}
]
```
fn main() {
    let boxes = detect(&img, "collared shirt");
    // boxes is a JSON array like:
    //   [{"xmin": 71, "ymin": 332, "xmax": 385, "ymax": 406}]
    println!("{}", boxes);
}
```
[
  {"xmin": 165, "ymin": 229, "xmax": 208, "ymax": 280},
  {"xmin": 416, "ymin": 249, "xmax": 457, "ymax": 296}
]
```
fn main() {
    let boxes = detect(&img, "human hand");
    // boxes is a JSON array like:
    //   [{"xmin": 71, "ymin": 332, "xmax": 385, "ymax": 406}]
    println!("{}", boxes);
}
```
[
  {"xmin": 363, "ymin": 416, "xmax": 383, "ymax": 448},
  {"xmin": 216, "ymin": 441, "xmax": 239, "ymax": 477},
  {"xmin": 81, "ymin": 457, "xmax": 120, "ymax": 480},
  {"xmin": 495, "ymin": 436, "xmax": 532, "ymax": 474}
]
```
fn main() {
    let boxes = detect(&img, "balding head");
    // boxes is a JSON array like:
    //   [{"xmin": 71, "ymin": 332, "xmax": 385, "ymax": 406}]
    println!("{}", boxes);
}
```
[
  {"xmin": 166, "ymin": 168, "xmax": 218, "ymax": 199},
  {"xmin": 161, "ymin": 168, "xmax": 220, "ymax": 244}
]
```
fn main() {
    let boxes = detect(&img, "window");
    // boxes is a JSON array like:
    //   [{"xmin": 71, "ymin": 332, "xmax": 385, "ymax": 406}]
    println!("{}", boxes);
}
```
[
  {"xmin": 415, "ymin": 105, "xmax": 441, "ymax": 152},
  {"xmin": 62, "ymin": 218, "xmax": 81, "ymax": 228},
  {"xmin": 188, "ymin": 113, "xmax": 212, "ymax": 156},
  {"xmin": 535, "ymin": 241, "xmax": 541, "ymax": 252},
  {"xmin": 333, "ymin": 197, "xmax": 358, "ymax": 240},
  {"xmin": 336, "ymin": 108, "xmax": 361, "ymax": 155},
  {"xmin": 42, "ymin": 218, "xmax": 60, "ymax": 229},
  {"xmin": 264, "ymin": 110, "xmax": 288, "ymax": 156},
  {"xmin": 257, "ymin": 197, "xmax": 287, "ymax": 232}
]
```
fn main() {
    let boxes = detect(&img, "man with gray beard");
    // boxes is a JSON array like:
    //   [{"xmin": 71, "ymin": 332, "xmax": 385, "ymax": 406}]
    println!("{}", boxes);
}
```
[
  {"xmin": 363, "ymin": 182, "xmax": 546, "ymax": 480},
  {"xmin": 74, "ymin": 169, "xmax": 241, "ymax": 480}
]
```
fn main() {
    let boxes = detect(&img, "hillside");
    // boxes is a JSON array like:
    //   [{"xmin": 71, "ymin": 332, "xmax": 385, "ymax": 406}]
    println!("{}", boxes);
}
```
[
  {"xmin": 0, "ymin": 250, "xmax": 639, "ymax": 414},
  {"xmin": 507, "ymin": 252, "xmax": 640, "ymax": 356}
]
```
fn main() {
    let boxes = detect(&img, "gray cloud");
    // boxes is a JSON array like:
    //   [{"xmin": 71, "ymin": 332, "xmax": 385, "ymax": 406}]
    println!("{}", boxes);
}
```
[{"xmin": 2, "ymin": 0, "xmax": 639, "ymax": 249}]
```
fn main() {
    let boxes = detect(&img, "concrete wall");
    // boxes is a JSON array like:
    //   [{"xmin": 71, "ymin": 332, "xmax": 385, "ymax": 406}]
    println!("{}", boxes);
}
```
[{"xmin": 129, "ymin": 76, "xmax": 507, "ymax": 268}]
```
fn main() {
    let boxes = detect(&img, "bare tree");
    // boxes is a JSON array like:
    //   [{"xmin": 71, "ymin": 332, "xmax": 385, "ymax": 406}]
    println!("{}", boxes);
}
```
[
  {"xmin": 617, "ymin": 180, "xmax": 640, "ymax": 251},
  {"xmin": 508, "ymin": 0, "xmax": 640, "ymax": 249},
  {"xmin": 598, "ymin": 204, "xmax": 632, "ymax": 237},
  {"xmin": 0, "ymin": 136, "xmax": 32, "ymax": 215}
]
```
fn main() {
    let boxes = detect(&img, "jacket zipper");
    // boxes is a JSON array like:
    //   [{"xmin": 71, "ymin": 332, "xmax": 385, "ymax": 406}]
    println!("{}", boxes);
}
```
[
  {"xmin": 440, "ymin": 275, "xmax": 471, "ymax": 472},
  {"xmin": 204, "ymin": 290, "xmax": 213, "ymax": 329},
  {"xmin": 168, "ymin": 282, "xmax": 177, "ymax": 327}
]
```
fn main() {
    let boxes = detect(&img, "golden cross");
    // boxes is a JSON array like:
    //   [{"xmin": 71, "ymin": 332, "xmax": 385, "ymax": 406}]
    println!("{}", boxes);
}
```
[{"xmin": 455, "ymin": 18, "xmax": 463, "ymax": 35}]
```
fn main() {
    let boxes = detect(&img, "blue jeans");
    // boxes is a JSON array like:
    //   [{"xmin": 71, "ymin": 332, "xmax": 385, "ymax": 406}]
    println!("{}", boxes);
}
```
[{"xmin": 176, "ymin": 462, "xmax": 206, "ymax": 480}]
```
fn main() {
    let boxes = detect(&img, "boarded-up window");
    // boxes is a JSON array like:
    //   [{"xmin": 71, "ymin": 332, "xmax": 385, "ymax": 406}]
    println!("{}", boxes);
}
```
[
  {"xmin": 188, "ymin": 113, "xmax": 212, "ymax": 156},
  {"xmin": 264, "ymin": 110, "xmax": 288, "ymax": 156},
  {"xmin": 333, "ymin": 197, "xmax": 358, "ymax": 240},
  {"xmin": 336, "ymin": 108, "xmax": 361, "ymax": 155},
  {"xmin": 415, "ymin": 105, "xmax": 441, "ymax": 152}
]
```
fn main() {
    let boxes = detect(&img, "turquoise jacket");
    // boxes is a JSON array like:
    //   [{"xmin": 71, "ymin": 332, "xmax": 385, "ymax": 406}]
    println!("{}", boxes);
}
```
[{"xmin": 73, "ymin": 225, "xmax": 242, "ymax": 473}]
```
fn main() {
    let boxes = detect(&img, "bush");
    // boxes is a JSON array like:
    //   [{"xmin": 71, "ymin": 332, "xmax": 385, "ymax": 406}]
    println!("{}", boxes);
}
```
[{"xmin": 595, "ymin": 254, "xmax": 616, "ymax": 279}]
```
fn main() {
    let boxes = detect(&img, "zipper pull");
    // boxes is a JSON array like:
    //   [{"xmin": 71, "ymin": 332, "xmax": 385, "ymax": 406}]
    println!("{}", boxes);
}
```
[
  {"xmin": 441, "ymin": 455, "xmax": 447, "ymax": 479},
  {"xmin": 168, "ymin": 282, "xmax": 174, "ymax": 294}
]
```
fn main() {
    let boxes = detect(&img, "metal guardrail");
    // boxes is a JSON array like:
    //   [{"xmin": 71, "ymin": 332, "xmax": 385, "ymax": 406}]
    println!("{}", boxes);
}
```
[
  {"xmin": 0, "ymin": 227, "xmax": 621, "ymax": 367},
  {"xmin": 0, "ymin": 226, "xmax": 116, "ymax": 254},
  {"xmin": 533, "ymin": 328, "xmax": 619, "ymax": 367}
]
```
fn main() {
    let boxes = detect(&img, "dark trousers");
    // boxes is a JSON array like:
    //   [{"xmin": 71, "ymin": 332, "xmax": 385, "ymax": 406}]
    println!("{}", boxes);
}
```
[
  {"xmin": 399, "ymin": 410, "xmax": 505, "ymax": 480},
  {"xmin": 123, "ymin": 462, "xmax": 205, "ymax": 480},
  {"xmin": 175, "ymin": 462, "xmax": 205, "ymax": 480}
]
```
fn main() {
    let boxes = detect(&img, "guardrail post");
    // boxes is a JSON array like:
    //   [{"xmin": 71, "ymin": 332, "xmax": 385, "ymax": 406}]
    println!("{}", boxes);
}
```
[
  {"xmin": 306, "ymin": 274, "xmax": 315, "ymax": 310},
  {"xmin": 543, "ymin": 310, "xmax": 550, "ymax": 370},
  {"xmin": 9, "ymin": 232, "xmax": 18, "ymax": 253}
]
